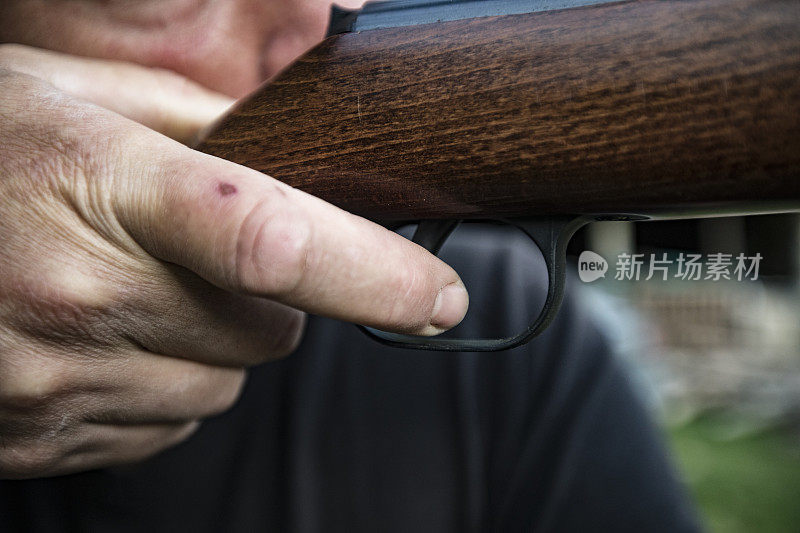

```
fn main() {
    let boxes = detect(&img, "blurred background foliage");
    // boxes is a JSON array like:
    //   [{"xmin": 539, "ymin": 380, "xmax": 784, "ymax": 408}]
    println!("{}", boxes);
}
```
[
  {"xmin": 669, "ymin": 412, "xmax": 800, "ymax": 533},
  {"xmin": 572, "ymin": 213, "xmax": 800, "ymax": 533}
]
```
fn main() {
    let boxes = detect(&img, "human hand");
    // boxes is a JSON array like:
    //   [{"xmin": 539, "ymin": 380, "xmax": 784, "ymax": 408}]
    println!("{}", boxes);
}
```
[{"xmin": 0, "ymin": 45, "xmax": 468, "ymax": 479}]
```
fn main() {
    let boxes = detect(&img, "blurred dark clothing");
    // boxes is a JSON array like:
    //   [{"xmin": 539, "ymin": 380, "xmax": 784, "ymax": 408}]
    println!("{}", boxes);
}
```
[{"xmin": 0, "ymin": 228, "xmax": 701, "ymax": 532}]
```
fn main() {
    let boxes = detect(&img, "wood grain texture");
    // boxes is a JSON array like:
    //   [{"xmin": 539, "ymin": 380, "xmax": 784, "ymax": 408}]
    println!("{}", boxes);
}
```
[{"xmin": 198, "ymin": 0, "xmax": 800, "ymax": 221}]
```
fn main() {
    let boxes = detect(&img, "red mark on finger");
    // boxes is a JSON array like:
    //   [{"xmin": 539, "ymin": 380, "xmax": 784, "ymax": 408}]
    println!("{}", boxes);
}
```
[{"xmin": 217, "ymin": 182, "xmax": 237, "ymax": 196}]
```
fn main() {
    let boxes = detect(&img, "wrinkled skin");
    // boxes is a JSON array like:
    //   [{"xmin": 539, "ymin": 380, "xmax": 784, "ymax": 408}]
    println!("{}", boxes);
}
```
[{"xmin": 0, "ymin": 1, "xmax": 469, "ymax": 479}]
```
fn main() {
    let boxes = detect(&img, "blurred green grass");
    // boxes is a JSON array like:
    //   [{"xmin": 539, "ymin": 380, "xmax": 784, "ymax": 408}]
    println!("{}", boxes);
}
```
[{"xmin": 667, "ymin": 412, "xmax": 800, "ymax": 533}]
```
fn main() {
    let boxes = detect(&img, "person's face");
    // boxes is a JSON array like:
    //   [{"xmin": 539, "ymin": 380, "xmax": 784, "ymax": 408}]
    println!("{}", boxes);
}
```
[{"xmin": 0, "ymin": 0, "xmax": 365, "ymax": 97}]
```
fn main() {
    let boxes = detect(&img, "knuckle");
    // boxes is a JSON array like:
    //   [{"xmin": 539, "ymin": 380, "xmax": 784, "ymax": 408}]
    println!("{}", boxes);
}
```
[
  {"xmin": 164, "ymin": 366, "xmax": 244, "ymax": 419},
  {"xmin": 0, "ymin": 86, "xmax": 114, "ymax": 217},
  {"xmin": 201, "ymin": 369, "xmax": 247, "ymax": 417},
  {"xmin": 136, "ymin": 67, "xmax": 194, "ymax": 135},
  {"xmin": 160, "ymin": 421, "xmax": 201, "ymax": 450},
  {"xmin": 4, "ymin": 271, "xmax": 132, "ymax": 349},
  {"xmin": 0, "ymin": 67, "xmax": 115, "ymax": 185},
  {"xmin": 264, "ymin": 309, "xmax": 306, "ymax": 360},
  {"xmin": 151, "ymin": 67, "xmax": 196, "ymax": 97},
  {"xmin": 208, "ymin": 302, "xmax": 306, "ymax": 367},
  {"xmin": 0, "ymin": 354, "xmax": 71, "ymax": 412},
  {"xmin": 126, "ymin": 422, "xmax": 199, "ymax": 463},
  {"xmin": 234, "ymin": 198, "xmax": 313, "ymax": 297}
]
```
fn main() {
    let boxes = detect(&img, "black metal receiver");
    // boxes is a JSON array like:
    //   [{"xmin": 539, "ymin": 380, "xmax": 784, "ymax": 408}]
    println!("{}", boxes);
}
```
[
  {"xmin": 327, "ymin": 0, "xmax": 612, "ymax": 34},
  {"xmin": 327, "ymin": 0, "xmax": 634, "ymax": 352}
]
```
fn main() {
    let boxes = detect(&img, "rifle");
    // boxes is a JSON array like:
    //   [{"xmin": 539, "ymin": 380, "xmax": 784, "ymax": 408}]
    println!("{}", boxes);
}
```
[{"xmin": 197, "ymin": 0, "xmax": 800, "ymax": 351}]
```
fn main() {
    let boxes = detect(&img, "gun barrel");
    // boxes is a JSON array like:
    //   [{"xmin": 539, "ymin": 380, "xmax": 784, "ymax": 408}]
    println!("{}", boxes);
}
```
[{"xmin": 199, "ymin": 0, "xmax": 800, "ymax": 221}]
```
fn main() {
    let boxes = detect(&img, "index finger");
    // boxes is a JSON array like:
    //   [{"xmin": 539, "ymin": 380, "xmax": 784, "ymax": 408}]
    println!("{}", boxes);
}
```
[{"xmin": 115, "ymin": 129, "xmax": 469, "ymax": 336}]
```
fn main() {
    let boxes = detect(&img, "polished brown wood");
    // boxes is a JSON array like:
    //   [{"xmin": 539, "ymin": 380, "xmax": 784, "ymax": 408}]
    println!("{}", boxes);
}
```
[{"xmin": 198, "ymin": 0, "xmax": 800, "ymax": 221}]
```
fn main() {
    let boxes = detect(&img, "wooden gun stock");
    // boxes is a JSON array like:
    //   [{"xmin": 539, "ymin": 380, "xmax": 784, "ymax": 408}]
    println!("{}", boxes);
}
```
[
  {"xmin": 197, "ymin": 0, "xmax": 800, "ymax": 351},
  {"xmin": 199, "ymin": 0, "xmax": 800, "ymax": 222}
]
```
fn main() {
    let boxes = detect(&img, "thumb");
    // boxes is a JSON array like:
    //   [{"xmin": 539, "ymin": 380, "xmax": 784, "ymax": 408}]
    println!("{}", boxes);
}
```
[{"xmin": 0, "ymin": 43, "xmax": 233, "ymax": 142}]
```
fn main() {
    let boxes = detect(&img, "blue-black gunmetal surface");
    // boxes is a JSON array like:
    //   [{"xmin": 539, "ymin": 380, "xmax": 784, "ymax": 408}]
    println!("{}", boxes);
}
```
[{"xmin": 329, "ymin": 0, "xmax": 617, "ymax": 35}]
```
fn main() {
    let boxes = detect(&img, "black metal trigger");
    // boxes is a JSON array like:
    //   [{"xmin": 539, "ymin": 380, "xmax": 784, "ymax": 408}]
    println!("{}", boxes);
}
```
[
  {"xmin": 410, "ymin": 220, "xmax": 461, "ymax": 253},
  {"xmin": 357, "ymin": 216, "xmax": 593, "ymax": 352}
]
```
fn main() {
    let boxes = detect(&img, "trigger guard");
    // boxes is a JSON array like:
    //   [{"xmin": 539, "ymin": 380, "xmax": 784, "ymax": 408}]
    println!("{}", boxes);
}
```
[{"xmin": 358, "ymin": 216, "xmax": 592, "ymax": 352}]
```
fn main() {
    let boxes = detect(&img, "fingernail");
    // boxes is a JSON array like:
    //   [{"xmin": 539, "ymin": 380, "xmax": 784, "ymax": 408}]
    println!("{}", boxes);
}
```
[{"xmin": 430, "ymin": 281, "xmax": 469, "ymax": 331}]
